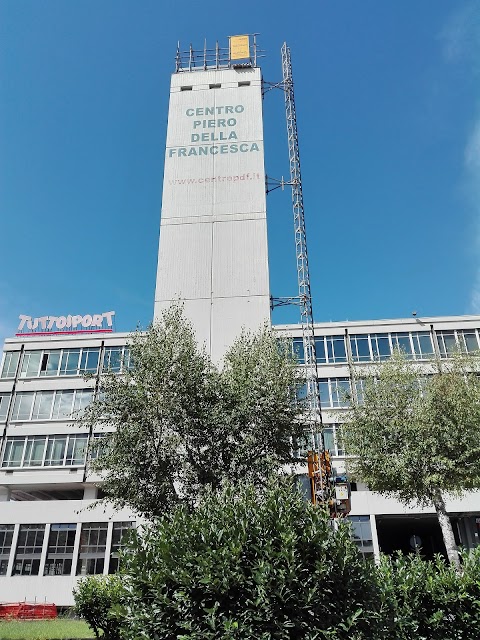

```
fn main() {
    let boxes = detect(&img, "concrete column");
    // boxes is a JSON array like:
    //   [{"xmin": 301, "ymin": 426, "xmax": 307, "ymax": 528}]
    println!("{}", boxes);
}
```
[{"xmin": 370, "ymin": 514, "xmax": 381, "ymax": 562}]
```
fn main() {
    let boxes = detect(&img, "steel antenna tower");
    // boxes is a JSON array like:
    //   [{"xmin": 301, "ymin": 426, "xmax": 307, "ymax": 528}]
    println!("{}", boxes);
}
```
[{"xmin": 281, "ymin": 42, "xmax": 323, "ymax": 458}]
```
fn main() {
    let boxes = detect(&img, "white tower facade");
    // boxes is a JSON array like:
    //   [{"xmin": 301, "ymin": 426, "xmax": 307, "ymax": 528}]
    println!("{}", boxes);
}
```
[{"xmin": 154, "ymin": 63, "xmax": 271, "ymax": 361}]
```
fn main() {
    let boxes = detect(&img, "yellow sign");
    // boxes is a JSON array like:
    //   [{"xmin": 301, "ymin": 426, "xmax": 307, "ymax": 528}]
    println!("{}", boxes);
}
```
[{"xmin": 229, "ymin": 35, "xmax": 250, "ymax": 60}]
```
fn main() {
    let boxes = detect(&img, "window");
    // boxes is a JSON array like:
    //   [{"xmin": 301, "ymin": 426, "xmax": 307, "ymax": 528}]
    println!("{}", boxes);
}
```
[
  {"xmin": 354, "ymin": 379, "xmax": 366, "ymax": 404},
  {"xmin": 73, "ymin": 390, "xmax": 93, "ymax": 414},
  {"xmin": 59, "ymin": 349, "xmax": 81, "ymax": 375},
  {"xmin": 0, "ymin": 525, "xmax": 14, "ymax": 576},
  {"xmin": 349, "ymin": 335, "xmax": 371, "ymax": 362},
  {"xmin": 31, "ymin": 391, "xmax": 54, "ymax": 420},
  {"xmin": 20, "ymin": 351, "xmax": 42, "ymax": 377},
  {"xmin": 315, "ymin": 336, "xmax": 347, "ymax": 364},
  {"xmin": 347, "ymin": 516, "xmax": 374, "ymax": 558},
  {"xmin": 44, "ymin": 437, "xmax": 67, "ymax": 466},
  {"xmin": 79, "ymin": 349, "xmax": 100, "ymax": 374},
  {"xmin": 314, "ymin": 337, "xmax": 326, "ymax": 363},
  {"xmin": 65, "ymin": 435, "xmax": 88, "ymax": 466},
  {"xmin": 0, "ymin": 393, "xmax": 11, "ymax": 421},
  {"xmin": 51, "ymin": 390, "xmax": 75, "ymax": 419},
  {"xmin": 435, "ymin": 330, "xmax": 479, "ymax": 358},
  {"xmin": 44, "ymin": 524, "xmax": 77, "ymax": 576},
  {"xmin": 180, "ymin": 85, "xmax": 192, "ymax": 91},
  {"xmin": 13, "ymin": 524, "xmax": 45, "ymax": 576},
  {"xmin": 19, "ymin": 348, "xmax": 100, "ymax": 378},
  {"xmin": 10, "ymin": 389, "xmax": 92, "ymax": 422},
  {"xmin": 77, "ymin": 523, "xmax": 108, "ymax": 575},
  {"xmin": 238, "ymin": 81, "xmax": 250, "ymax": 86},
  {"xmin": 411, "ymin": 332, "xmax": 434, "ymax": 359},
  {"xmin": 103, "ymin": 347, "xmax": 130, "ymax": 373},
  {"xmin": 318, "ymin": 378, "xmax": 351, "ymax": 408},
  {"xmin": 109, "ymin": 522, "xmax": 134, "ymax": 573},
  {"xmin": 326, "ymin": 336, "xmax": 347, "ymax": 363},
  {"xmin": 370, "ymin": 334, "xmax": 391, "ymax": 360},
  {"xmin": 457, "ymin": 330, "xmax": 479, "ymax": 353},
  {"xmin": 292, "ymin": 338, "xmax": 305, "ymax": 364},
  {"xmin": 24, "ymin": 436, "xmax": 47, "ymax": 466},
  {"xmin": 39, "ymin": 351, "xmax": 61, "ymax": 376},
  {"xmin": 391, "ymin": 332, "xmax": 413, "ymax": 358},
  {"xmin": 322, "ymin": 424, "xmax": 345, "ymax": 456},
  {"xmin": 1, "ymin": 352, "xmax": 19, "ymax": 379},
  {"xmin": 209, "ymin": 83, "xmax": 221, "ymax": 89},
  {"xmin": 2, "ymin": 438, "xmax": 25, "ymax": 467},
  {"xmin": 11, "ymin": 393, "xmax": 34, "ymax": 421},
  {"xmin": 2, "ymin": 434, "xmax": 89, "ymax": 468}
]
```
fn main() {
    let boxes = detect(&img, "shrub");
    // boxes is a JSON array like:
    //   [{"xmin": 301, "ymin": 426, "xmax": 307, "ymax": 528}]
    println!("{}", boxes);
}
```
[
  {"xmin": 117, "ymin": 479, "xmax": 382, "ymax": 639},
  {"xmin": 377, "ymin": 547, "xmax": 480, "ymax": 640},
  {"xmin": 73, "ymin": 574, "xmax": 123, "ymax": 640}
]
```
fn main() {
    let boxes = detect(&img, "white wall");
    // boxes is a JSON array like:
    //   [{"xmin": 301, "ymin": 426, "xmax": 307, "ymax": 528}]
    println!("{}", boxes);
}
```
[{"xmin": 154, "ymin": 67, "xmax": 271, "ymax": 362}]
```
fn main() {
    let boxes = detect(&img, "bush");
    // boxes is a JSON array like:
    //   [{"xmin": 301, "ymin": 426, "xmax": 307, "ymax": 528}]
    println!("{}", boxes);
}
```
[
  {"xmin": 117, "ymin": 479, "xmax": 382, "ymax": 639},
  {"xmin": 377, "ymin": 547, "xmax": 480, "ymax": 640},
  {"xmin": 73, "ymin": 574, "xmax": 123, "ymax": 640}
]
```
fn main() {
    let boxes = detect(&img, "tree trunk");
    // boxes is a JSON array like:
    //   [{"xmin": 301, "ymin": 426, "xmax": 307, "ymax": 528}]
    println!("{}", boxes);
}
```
[{"xmin": 431, "ymin": 489, "xmax": 460, "ymax": 570}]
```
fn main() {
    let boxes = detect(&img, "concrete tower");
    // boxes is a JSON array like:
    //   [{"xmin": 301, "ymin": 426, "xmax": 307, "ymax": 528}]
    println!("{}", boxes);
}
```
[{"xmin": 154, "ymin": 41, "xmax": 270, "ymax": 362}]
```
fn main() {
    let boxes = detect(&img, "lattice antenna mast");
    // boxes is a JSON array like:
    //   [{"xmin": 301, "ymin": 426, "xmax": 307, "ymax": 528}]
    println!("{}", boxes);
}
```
[{"xmin": 281, "ymin": 42, "xmax": 323, "ymax": 450}]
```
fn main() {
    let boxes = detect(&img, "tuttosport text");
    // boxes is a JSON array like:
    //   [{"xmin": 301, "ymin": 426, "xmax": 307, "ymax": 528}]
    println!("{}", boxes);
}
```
[
  {"xmin": 168, "ymin": 104, "xmax": 260, "ymax": 158},
  {"xmin": 17, "ymin": 311, "xmax": 115, "ymax": 332}
]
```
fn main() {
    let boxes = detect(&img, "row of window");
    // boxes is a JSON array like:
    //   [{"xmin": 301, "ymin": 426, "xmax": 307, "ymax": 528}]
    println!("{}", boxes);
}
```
[
  {"xmin": 292, "ymin": 329, "xmax": 480, "ymax": 364},
  {"xmin": 0, "ymin": 389, "xmax": 93, "ymax": 423},
  {"xmin": 0, "ymin": 522, "xmax": 134, "ymax": 577},
  {"xmin": 1, "ymin": 346, "xmax": 130, "ymax": 380},
  {"xmin": 1, "ymin": 433, "xmax": 105, "ymax": 469},
  {"xmin": 0, "ymin": 516, "xmax": 372, "ymax": 576}
]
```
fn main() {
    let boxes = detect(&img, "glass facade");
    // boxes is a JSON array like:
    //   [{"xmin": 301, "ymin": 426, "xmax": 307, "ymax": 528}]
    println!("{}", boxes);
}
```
[
  {"xmin": 0, "ymin": 525, "xmax": 14, "ymax": 576},
  {"xmin": 436, "ymin": 329, "xmax": 480, "ymax": 358},
  {"xmin": 10, "ymin": 389, "xmax": 93, "ymax": 422},
  {"xmin": 348, "ymin": 516, "xmax": 374, "ymax": 558},
  {"xmin": 44, "ymin": 524, "xmax": 77, "ymax": 576},
  {"xmin": 76, "ymin": 523, "xmax": 108, "ymax": 576},
  {"xmin": 0, "ymin": 352, "xmax": 19, "ymax": 379},
  {"xmin": 0, "ymin": 393, "xmax": 10, "ymax": 422},
  {"xmin": 318, "ymin": 378, "xmax": 351, "ymax": 408},
  {"xmin": 2, "ymin": 434, "xmax": 89, "ymax": 468},
  {"xmin": 13, "ymin": 525, "xmax": 45, "ymax": 576},
  {"xmin": 108, "ymin": 522, "xmax": 134, "ymax": 574}
]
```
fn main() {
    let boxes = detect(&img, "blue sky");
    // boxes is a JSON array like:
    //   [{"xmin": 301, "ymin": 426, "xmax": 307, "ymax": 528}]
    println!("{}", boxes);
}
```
[{"xmin": 1, "ymin": 1, "xmax": 479, "ymax": 344}]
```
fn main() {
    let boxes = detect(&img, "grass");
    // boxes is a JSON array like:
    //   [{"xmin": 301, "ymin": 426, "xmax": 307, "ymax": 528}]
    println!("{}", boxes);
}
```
[{"xmin": 0, "ymin": 618, "xmax": 93, "ymax": 640}]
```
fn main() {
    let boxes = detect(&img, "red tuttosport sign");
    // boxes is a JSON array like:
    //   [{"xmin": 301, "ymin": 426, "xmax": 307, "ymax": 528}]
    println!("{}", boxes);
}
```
[{"xmin": 16, "ymin": 311, "xmax": 115, "ymax": 336}]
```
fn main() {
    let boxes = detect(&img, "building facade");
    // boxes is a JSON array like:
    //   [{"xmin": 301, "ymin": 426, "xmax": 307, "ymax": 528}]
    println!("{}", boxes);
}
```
[
  {"xmin": 1, "ymin": 38, "xmax": 479, "ymax": 605},
  {"xmin": 0, "ymin": 331, "xmax": 136, "ymax": 605},
  {"xmin": 276, "ymin": 314, "xmax": 480, "ymax": 558},
  {"xmin": 154, "ymin": 61, "xmax": 270, "ymax": 362},
  {"xmin": 1, "ymin": 314, "xmax": 480, "ymax": 603}
]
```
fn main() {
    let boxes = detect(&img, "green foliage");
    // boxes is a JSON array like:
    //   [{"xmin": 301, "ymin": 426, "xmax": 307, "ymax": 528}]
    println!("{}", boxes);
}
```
[
  {"xmin": 377, "ymin": 548, "xmax": 480, "ymax": 640},
  {"xmin": 345, "ymin": 350, "xmax": 480, "ymax": 505},
  {"xmin": 73, "ymin": 575, "xmax": 122, "ymax": 640},
  {"xmin": 117, "ymin": 479, "xmax": 382, "ymax": 640},
  {"xmin": 82, "ymin": 304, "xmax": 306, "ymax": 518},
  {"xmin": 344, "ymin": 350, "xmax": 480, "ymax": 566}
]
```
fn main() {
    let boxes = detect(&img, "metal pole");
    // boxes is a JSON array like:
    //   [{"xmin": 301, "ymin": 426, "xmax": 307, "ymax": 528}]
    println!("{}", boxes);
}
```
[{"xmin": 281, "ymin": 42, "xmax": 324, "ymax": 458}]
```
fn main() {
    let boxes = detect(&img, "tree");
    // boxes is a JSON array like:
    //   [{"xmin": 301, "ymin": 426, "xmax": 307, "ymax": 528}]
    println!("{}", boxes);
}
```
[
  {"xmin": 116, "ymin": 479, "xmax": 382, "ymax": 640},
  {"xmin": 344, "ymin": 350, "xmax": 480, "ymax": 569},
  {"xmin": 81, "ymin": 304, "xmax": 307, "ymax": 519}
]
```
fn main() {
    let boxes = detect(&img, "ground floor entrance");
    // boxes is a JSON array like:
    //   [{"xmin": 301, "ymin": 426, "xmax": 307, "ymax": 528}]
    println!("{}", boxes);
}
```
[{"xmin": 375, "ymin": 514, "xmax": 480, "ymax": 559}]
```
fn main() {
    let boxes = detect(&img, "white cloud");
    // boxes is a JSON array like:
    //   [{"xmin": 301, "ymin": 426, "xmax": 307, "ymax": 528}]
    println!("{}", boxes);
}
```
[
  {"xmin": 465, "ymin": 120, "xmax": 480, "ymax": 175},
  {"xmin": 440, "ymin": 1, "xmax": 480, "ymax": 69},
  {"xmin": 440, "ymin": 3, "xmax": 480, "ymax": 313},
  {"xmin": 466, "ymin": 118, "xmax": 480, "ymax": 312}
]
